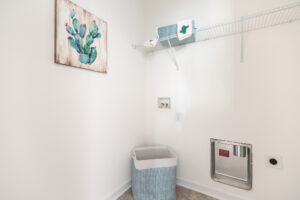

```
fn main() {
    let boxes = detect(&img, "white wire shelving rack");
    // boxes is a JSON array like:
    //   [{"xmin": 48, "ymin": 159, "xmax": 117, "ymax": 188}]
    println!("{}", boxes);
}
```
[{"xmin": 132, "ymin": 1, "xmax": 300, "ymax": 68}]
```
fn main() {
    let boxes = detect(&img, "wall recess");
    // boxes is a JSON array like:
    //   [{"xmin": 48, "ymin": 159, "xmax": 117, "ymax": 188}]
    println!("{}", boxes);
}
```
[{"xmin": 158, "ymin": 97, "xmax": 171, "ymax": 109}]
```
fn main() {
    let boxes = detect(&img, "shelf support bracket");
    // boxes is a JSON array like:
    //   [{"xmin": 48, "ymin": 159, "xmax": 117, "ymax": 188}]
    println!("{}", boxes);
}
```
[
  {"xmin": 167, "ymin": 39, "xmax": 179, "ymax": 71},
  {"xmin": 240, "ymin": 17, "xmax": 244, "ymax": 63}
]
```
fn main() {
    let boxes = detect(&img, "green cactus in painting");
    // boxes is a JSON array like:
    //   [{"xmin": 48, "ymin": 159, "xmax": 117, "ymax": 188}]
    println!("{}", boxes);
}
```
[{"xmin": 65, "ymin": 9, "xmax": 102, "ymax": 65}]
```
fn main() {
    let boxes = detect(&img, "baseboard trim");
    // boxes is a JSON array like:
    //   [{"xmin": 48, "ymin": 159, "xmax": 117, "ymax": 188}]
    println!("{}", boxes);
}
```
[
  {"xmin": 105, "ymin": 180, "xmax": 131, "ymax": 200},
  {"xmin": 176, "ymin": 177, "xmax": 250, "ymax": 200},
  {"xmin": 106, "ymin": 178, "xmax": 250, "ymax": 200}
]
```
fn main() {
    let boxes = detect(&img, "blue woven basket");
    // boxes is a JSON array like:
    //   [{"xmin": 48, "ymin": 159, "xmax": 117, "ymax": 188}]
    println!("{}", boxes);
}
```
[
  {"xmin": 157, "ymin": 20, "xmax": 196, "ymax": 47},
  {"xmin": 131, "ymin": 146, "xmax": 177, "ymax": 200}
]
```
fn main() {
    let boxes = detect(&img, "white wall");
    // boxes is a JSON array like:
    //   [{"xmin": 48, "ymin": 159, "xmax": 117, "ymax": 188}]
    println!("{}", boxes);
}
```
[
  {"xmin": 144, "ymin": 0, "xmax": 300, "ymax": 200},
  {"xmin": 1, "ymin": 0, "xmax": 300, "ymax": 200},
  {"xmin": 0, "ymin": 0, "xmax": 146, "ymax": 200}
]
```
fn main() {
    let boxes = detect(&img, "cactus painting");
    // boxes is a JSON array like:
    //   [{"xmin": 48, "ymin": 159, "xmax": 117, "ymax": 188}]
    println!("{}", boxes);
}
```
[
  {"xmin": 55, "ymin": 0, "xmax": 107, "ymax": 73},
  {"xmin": 65, "ymin": 11, "xmax": 101, "ymax": 65}
]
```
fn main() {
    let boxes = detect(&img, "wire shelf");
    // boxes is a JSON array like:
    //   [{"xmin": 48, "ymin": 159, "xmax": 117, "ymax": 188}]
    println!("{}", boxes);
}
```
[{"xmin": 133, "ymin": 2, "xmax": 300, "ymax": 52}]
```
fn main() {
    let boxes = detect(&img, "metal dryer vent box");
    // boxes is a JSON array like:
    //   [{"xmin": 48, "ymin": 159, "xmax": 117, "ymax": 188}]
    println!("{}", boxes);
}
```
[{"xmin": 210, "ymin": 138, "xmax": 252, "ymax": 190}]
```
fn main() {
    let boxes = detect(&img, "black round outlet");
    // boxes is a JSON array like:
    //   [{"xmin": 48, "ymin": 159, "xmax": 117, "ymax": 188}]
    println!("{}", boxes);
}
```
[{"xmin": 269, "ymin": 158, "xmax": 278, "ymax": 165}]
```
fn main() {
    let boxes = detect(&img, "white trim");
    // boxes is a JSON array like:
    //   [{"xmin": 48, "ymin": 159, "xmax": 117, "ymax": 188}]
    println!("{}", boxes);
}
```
[
  {"xmin": 132, "ymin": 146, "xmax": 177, "ymax": 170},
  {"xmin": 105, "ymin": 180, "xmax": 131, "ymax": 200},
  {"xmin": 176, "ymin": 177, "xmax": 252, "ymax": 200},
  {"xmin": 106, "ymin": 177, "xmax": 252, "ymax": 200}
]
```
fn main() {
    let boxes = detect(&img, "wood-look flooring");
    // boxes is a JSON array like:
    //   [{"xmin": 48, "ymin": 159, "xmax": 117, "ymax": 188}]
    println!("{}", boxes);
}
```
[{"xmin": 118, "ymin": 185, "xmax": 218, "ymax": 200}]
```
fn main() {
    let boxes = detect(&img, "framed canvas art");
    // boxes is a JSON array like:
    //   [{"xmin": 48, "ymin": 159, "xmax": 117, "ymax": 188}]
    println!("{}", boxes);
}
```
[{"xmin": 55, "ymin": 0, "xmax": 107, "ymax": 73}]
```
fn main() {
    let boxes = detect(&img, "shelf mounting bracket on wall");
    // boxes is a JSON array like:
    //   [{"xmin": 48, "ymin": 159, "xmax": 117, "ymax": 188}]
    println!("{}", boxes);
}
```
[
  {"xmin": 167, "ymin": 39, "xmax": 179, "ymax": 71},
  {"xmin": 240, "ymin": 17, "xmax": 244, "ymax": 63}
]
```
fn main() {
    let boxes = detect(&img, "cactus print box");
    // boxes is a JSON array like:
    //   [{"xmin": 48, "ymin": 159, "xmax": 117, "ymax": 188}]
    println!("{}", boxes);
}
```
[{"xmin": 55, "ymin": 0, "xmax": 107, "ymax": 73}]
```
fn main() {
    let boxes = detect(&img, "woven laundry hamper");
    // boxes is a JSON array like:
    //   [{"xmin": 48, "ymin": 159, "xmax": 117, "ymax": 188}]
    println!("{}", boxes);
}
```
[{"xmin": 131, "ymin": 146, "xmax": 177, "ymax": 200}]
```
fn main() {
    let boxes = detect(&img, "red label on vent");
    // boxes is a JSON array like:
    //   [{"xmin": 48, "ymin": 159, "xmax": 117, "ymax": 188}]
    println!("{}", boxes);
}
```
[{"xmin": 219, "ymin": 149, "xmax": 230, "ymax": 157}]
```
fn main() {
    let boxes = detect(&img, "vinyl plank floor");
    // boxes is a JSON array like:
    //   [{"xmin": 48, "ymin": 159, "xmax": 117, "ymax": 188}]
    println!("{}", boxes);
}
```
[{"xmin": 117, "ymin": 185, "xmax": 218, "ymax": 200}]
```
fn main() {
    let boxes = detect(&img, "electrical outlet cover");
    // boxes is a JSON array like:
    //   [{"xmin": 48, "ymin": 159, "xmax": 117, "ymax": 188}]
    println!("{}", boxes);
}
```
[{"xmin": 265, "ymin": 155, "xmax": 283, "ymax": 169}]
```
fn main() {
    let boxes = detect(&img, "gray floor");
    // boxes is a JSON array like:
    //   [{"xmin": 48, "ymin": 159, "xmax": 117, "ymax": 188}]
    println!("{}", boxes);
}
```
[{"xmin": 118, "ymin": 185, "xmax": 218, "ymax": 200}]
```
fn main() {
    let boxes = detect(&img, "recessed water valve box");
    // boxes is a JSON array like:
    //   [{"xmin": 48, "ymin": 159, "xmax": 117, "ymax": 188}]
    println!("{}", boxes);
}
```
[
  {"xmin": 210, "ymin": 138, "xmax": 252, "ymax": 190},
  {"xmin": 158, "ymin": 97, "xmax": 171, "ymax": 109}
]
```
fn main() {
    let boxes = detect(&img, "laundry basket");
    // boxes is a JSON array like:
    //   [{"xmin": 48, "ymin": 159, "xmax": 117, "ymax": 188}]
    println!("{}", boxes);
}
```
[{"xmin": 131, "ymin": 146, "xmax": 177, "ymax": 200}]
